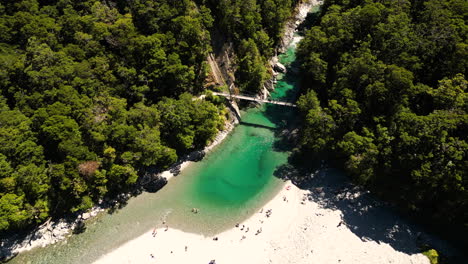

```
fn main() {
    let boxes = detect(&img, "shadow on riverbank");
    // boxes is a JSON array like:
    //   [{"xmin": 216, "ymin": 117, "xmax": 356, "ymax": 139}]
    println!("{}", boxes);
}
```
[{"xmin": 272, "ymin": 159, "xmax": 466, "ymax": 263}]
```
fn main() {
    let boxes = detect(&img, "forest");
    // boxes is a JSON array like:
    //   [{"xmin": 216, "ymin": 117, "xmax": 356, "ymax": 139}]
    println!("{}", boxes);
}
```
[
  {"xmin": 296, "ymin": 0, "xmax": 467, "ymax": 242},
  {"xmin": 0, "ymin": 0, "xmax": 297, "ymax": 233}
]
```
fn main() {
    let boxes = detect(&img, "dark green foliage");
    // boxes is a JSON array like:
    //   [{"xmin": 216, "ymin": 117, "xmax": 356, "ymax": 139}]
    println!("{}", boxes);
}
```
[
  {"xmin": 297, "ymin": 0, "xmax": 467, "ymax": 240},
  {"xmin": 201, "ymin": 0, "xmax": 299, "ymax": 92},
  {"xmin": 0, "ymin": 0, "xmax": 227, "ymax": 233},
  {"xmin": 0, "ymin": 0, "xmax": 297, "ymax": 234},
  {"xmin": 236, "ymin": 39, "xmax": 268, "ymax": 93},
  {"xmin": 157, "ymin": 93, "xmax": 224, "ymax": 153}
]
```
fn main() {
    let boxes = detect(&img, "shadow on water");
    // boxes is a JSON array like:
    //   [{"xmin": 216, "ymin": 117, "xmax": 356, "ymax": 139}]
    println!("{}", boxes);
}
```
[
  {"xmin": 263, "ymin": 39, "xmax": 302, "ymax": 129},
  {"xmin": 262, "ymin": 60, "xmax": 302, "ymax": 153},
  {"xmin": 297, "ymin": 5, "xmax": 322, "ymax": 34},
  {"xmin": 239, "ymin": 121, "xmax": 277, "ymax": 130}
]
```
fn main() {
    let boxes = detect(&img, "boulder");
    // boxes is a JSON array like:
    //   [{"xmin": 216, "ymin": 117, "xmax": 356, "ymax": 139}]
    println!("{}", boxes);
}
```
[
  {"xmin": 144, "ymin": 175, "xmax": 168, "ymax": 193},
  {"xmin": 81, "ymin": 212, "xmax": 91, "ymax": 220},
  {"xmin": 273, "ymin": 62, "xmax": 286, "ymax": 73}
]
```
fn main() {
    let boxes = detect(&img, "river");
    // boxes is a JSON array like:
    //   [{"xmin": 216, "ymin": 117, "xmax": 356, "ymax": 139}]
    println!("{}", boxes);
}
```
[{"xmin": 8, "ymin": 30, "xmax": 305, "ymax": 264}]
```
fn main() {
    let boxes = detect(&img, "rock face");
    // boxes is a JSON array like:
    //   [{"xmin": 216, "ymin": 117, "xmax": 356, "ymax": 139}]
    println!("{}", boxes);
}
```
[
  {"xmin": 0, "ymin": 205, "xmax": 106, "ymax": 262},
  {"xmin": 274, "ymin": 62, "xmax": 287, "ymax": 73},
  {"xmin": 0, "ymin": 219, "xmax": 74, "ymax": 262},
  {"xmin": 279, "ymin": 0, "xmax": 318, "ymax": 52},
  {"xmin": 81, "ymin": 212, "xmax": 91, "ymax": 220},
  {"xmin": 263, "ymin": 0, "xmax": 317, "ymax": 100}
]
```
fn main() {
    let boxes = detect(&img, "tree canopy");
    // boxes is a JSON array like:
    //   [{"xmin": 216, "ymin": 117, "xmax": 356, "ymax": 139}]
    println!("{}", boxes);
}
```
[
  {"xmin": 199, "ymin": 0, "xmax": 299, "ymax": 93},
  {"xmin": 0, "ymin": 0, "xmax": 233, "ymax": 233},
  {"xmin": 296, "ymin": 0, "xmax": 467, "ymax": 242},
  {"xmin": 0, "ymin": 0, "xmax": 313, "ymax": 235}
]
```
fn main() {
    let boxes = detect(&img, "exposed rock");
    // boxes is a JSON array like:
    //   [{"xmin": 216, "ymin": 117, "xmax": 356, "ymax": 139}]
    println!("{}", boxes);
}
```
[
  {"xmin": 274, "ymin": 62, "xmax": 287, "ymax": 73},
  {"xmin": 0, "ymin": 205, "xmax": 108, "ymax": 262},
  {"xmin": 264, "ymin": 78, "xmax": 275, "ymax": 91},
  {"xmin": 81, "ymin": 212, "xmax": 91, "ymax": 220},
  {"xmin": 186, "ymin": 150, "xmax": 205, "ymax": 162},
  {"xmin": 270, "ymin": 55, "xmax": 279, "ymax": 67},
  {"xmin": 263, "ymin": 86, "xmax": 271, "ymax": 99},
  {"xmin": 278, "ymin": 0, "xmax": 318, "ymax": 52},
  {"xmin": 143, "ymin": 175, "xmax": 168, "ymax": 193},
  {"xmin": 73, "ymin": 220, "xmax": 87, "ymax": 234}
]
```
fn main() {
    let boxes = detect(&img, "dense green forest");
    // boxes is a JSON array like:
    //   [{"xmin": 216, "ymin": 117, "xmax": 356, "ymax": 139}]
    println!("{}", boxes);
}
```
[
  {"xmin": 201, "ymin": 0, "xmax": 299, "ymax": 92},
  {"xmin": 296, "ymin": 0, "xmax": 467, "ymax": 241},
  {"xmin": 0, "ymin": 0, "xmax": 297, "ymax": 233}
]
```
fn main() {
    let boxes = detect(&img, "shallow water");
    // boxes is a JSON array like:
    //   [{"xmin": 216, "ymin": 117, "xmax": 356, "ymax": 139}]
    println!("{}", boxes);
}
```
[{"xmin": 8, "ymin": 33, "xmax": 303, "ymax": 264}]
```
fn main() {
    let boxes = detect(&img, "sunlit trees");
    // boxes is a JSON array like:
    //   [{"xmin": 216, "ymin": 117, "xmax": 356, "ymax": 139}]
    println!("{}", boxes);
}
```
[
  {"xmin": 297, "ymin": 0, "xmax": 467, "ymax": 241},
  {"xmin": 0, "ymin": 0, "xmax": 232, "ymax": 233}
]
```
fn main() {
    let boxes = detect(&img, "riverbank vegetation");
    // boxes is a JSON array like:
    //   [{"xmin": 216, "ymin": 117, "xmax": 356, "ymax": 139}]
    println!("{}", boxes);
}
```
[
  {"xmin": 0, "ymin": 0, "xmax": 301, "ymax": 235},
  {"xmin": 0, "ymin": 0, "xmax": 224, "ymax": 232},
  {"xmin": 200, "ymin": 0, "xmax": 300, "ymax": 93},
  {"xmin": 296, "ymin": 0, "xmax": 467, "ymax": 243}
]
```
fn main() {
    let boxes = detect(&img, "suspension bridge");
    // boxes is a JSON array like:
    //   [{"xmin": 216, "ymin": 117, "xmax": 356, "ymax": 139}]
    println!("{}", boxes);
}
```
[{"xmin": 212, "ymin": 92, "xmax": 297, "ymax": 107}]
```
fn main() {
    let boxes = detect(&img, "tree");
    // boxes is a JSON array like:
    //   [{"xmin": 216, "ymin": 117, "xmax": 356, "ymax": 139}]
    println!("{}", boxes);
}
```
[
  {"xmin": 107, "ymin": 164, "xmax": 138, "ymax": 191},
  {"xmin": 0, "ymin": 194, "xmax": 30, "ymax": 231},
  {"xmin": 158, "ymin": 95, "xmax": 195, "ymax": 152},
  {"xmin": 338, "ymin": 130, "xmax": 379, "ymax": 184},
  {"xmin": 134, "ymin": 126, "xmax": 177, "ymax": 168},
  {"xmin": 0, "ymin": 154, "xmax": 14, "ymax": 193},
  {"xmin": 300, "ymin": 107, "xmax": 336, "ymax": 153},
  {"xmin": 236, "ymin": 38, "xmax": 267, "ymax": 93},
  {"xmin": 297, "ymin": 0, "xmax": 468, "ymax": 243},
  {"xmin": 430, "ymin": 73, "xmax": 467, "ymax": 110},
  {"xmin": 0, "ymin": 0, "xmax": 288, "ymax": 234}
]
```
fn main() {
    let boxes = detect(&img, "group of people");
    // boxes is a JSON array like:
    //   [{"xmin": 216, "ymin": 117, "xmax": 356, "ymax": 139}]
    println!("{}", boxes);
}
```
[
  {"xmin": 233, "ymin": 207, "xmax": 271, "ymax": 241},
  {"xmin": 151, "ymin": 222, "xmax": 169, "ymax": 237},
  {"xmin": 238, "ymin": 224, "xmax": 249, "ymax": 233},
  {"xmin": 255, "ymin": 227, "xmax": 263, "ymax": 235},
  {"xmin": 149, "ymin": 220, "xmax": 191, "ymax": 262}
]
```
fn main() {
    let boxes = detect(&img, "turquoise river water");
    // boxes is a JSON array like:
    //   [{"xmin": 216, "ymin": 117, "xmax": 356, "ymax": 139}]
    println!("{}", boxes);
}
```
[{"xmin": 9, "ymin": 35, "xmax": 303, "ymax": 264}]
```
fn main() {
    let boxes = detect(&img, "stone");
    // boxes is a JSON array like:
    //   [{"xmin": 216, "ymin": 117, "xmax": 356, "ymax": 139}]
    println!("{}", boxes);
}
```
[
  {"xmin": 144, "ymin": 175, "xmax": 168, "ymax": 193},
  {"xmin": 81, "ymin": 212, "xmax": 91, "ymax": 220},
  {"xmin": 273, "ymin": 62, "xmax": 286, "ymax": 73}
]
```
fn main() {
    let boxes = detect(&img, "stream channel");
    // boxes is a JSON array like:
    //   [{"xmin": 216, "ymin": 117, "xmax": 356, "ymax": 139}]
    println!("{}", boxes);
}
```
[{"xmin": 8, "ymin": 25, "xmax": 308, "ymax": 264}]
